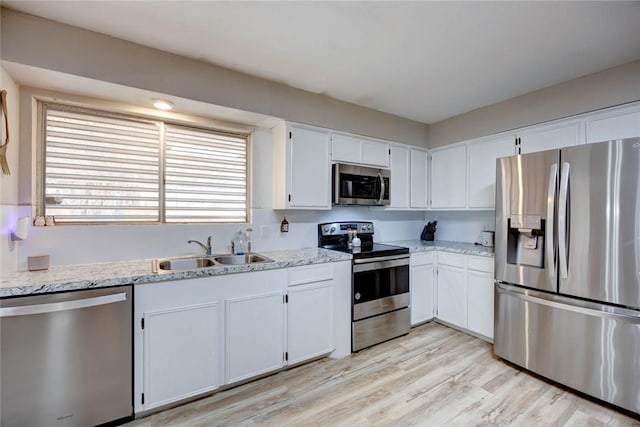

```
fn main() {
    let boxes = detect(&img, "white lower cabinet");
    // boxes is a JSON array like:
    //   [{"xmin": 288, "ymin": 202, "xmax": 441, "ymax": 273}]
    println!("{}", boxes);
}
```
[
  {"xmin": 436, "ymin": 264, "xmax": 467, "ymax": 328},
  {"xmin": 466, "ymin": 269, "xmax": 494, "ymax": 339},
  {"xmin": 287, "ymin": 281, "xmax": 334, "ymax": 364},
  {"xmin": 134, "ymin": 262, "xmax": 350, "ymax": 414},
  {"xmin": 433, "ymin": 252, "xmax": 494, "ymax": 341},
  {"xmin": 225, "ymin": 292, "xmax": 286, "ymax": 384},
  {"xmin": 142, "ymin": 302, "xmax": 219, "ymax": 411},
  {"xmin": 410, "ymin": 252, "xmax": 435, "ymax": 325}
]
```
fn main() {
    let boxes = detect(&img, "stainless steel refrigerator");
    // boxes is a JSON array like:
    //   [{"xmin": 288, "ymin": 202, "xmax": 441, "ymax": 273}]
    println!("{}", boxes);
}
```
[{"xmin": 494, "ymin": 137, "xmax": 640, "ymax": 415}]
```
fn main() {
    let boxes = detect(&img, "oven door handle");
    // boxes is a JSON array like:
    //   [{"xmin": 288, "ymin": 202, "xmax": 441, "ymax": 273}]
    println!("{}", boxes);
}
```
[{"xmin": 353, "ymin": 257, "xmax": 409, "ymax": 273}]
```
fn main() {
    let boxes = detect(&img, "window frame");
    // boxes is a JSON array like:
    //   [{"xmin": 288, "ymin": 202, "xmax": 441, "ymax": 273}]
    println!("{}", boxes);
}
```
[{"xmin": 36, "ymin": 99, "xmax": 252, "ymax": 225}]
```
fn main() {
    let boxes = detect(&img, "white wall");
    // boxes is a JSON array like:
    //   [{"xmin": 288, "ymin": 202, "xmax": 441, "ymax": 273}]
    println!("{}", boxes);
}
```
[{"xmin": 0, "ymin": 66, "xmax": 20, "ymax": 278}]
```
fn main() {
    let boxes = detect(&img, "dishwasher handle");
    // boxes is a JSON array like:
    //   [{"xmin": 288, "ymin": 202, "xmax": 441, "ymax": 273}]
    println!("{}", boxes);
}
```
[{"xmin": 0, "ymin": 292, "xmax": 128, "ymax": 317}]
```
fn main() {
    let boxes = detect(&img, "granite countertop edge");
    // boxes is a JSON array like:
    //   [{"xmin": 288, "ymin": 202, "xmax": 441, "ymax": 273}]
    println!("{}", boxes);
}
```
[
  {"xmin": 0, "ymin": 248, "xmax": 352, "ymax": 298},
  {"xmin": 383, "ymin": 240, "xmax": 495, "ymax": 257}
]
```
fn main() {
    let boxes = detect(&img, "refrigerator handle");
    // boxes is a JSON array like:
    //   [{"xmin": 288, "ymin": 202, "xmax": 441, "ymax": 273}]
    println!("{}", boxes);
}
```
[
  {"xmin": 546, "ymin": 163, "xmax": 558, "ymax": 280},
  {"xmin": 558, "ymin": 161, "xmax": 570, "ymax": 280}
]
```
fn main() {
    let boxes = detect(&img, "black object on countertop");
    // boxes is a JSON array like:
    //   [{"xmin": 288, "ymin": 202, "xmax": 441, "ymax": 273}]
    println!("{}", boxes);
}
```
[{"xmin": 420, "ymin": 220, "xmax": 437, "ymax": 241}]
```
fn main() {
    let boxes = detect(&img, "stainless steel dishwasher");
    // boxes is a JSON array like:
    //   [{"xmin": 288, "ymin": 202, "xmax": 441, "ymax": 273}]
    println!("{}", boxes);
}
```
[{"xmin": 1, "ymin": 285, "xmax": 133, "ymax": 427}]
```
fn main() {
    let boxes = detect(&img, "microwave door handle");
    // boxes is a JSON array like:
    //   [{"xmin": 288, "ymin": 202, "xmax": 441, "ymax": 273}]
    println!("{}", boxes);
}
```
[
  {"xmin": 546, "ymin": 163, "xmax": 558, "ymax": 282},
  {"xmin": 377, "ymin": 172, "xmax": 385, "ymax": 205},
  {"xmin": 558, "ymin": 162, "xmax": 570, "ymax": 280}
]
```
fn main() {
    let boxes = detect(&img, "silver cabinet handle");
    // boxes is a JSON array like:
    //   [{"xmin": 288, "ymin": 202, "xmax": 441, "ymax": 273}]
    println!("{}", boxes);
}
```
[
  {"xmin": 558, "ymin": 162, "xmax": 570, "ymax": 280},
  {"xmin": 0, "ymin": 292, "xmax": 127, "ymax": 317},
  {"xmin": 546, "ymin": 163, "xmax": 558, "ymax": 282},
  {"xmin": 377, "ymin": 172, "xmax": 385, "ymax": 205}
]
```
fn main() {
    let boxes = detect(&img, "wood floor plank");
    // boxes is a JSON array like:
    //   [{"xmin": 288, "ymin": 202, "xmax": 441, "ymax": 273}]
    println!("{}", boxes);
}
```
[{"xmin": 126, "ymin": 323, "xmax": 640, "ymax": 427}]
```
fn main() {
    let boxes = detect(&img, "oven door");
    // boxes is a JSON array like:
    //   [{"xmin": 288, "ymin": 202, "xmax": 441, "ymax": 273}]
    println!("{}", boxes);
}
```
[
  {"xmin": 352, "ymin": 255, "xmax": 409, "ymax": 320},
  {"xmin": 333, "ymin": 164, "xmax": 390, "ymax": 206}
]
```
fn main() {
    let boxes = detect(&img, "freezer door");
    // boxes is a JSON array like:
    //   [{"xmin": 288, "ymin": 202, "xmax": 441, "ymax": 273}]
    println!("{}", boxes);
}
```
[
  {"xmin": 494, "ymin": 283, "xmax": 640, "ymax": 415},
  {"xmin": 558, "ymin": 138, "xmax": 640, "ymax": 308},
  {"xmin": 495, "ymin": 149, "xmax": 559, "ymax": 292}
]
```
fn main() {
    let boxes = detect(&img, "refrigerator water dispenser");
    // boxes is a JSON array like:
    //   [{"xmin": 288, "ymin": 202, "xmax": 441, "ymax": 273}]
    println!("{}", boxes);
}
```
[{"xmin": 506, "ymin": 214, "xmax": 545, "ymax": 268}]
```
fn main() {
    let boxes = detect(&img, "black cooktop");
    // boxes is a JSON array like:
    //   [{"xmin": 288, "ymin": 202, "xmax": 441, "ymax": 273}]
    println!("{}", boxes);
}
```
[{"xmin": 317, "ymin": 221, "xmax": 409, "ymax": 260}]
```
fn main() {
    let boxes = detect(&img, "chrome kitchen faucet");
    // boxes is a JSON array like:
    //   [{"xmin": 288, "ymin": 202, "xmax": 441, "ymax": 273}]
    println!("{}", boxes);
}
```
[{"xmin": 188, "ymin": 236, "xmax": 213, "ymax": 255}]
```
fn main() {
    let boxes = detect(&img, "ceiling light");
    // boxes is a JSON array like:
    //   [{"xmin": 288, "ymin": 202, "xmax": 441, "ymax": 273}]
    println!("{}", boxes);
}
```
[{"xmin": 153, "ymin": 99, "xmax": 174, "ymax": 111}]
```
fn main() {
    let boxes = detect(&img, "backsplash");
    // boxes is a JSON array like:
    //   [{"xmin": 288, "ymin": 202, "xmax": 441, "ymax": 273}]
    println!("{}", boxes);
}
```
[
  {"xmin": 426, "ymin": 210, "xmax": 496, "ymax": 244},
  {"xmin": 15, "ymin": 207, "xmax": 425, "ymax": 268}
]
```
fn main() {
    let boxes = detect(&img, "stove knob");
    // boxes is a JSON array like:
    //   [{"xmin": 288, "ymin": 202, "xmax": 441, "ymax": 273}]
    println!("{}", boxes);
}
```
[
  {"xmin": 323, "ymin": 226, "xmax": 330, "ymax": 233},
  {"xmin": 355, "ymin": 292, "xmax": 361, "ymax": 301},
  {"xmin": 330, "ymin": 226, "xmax": 336, "ymax": 233}
]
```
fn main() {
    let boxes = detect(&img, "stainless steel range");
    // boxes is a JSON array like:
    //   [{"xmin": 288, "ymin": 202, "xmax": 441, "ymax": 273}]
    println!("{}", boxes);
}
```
[{"xmin": 318, "ymin": 221, "xmax": 410, "ymax": 351}]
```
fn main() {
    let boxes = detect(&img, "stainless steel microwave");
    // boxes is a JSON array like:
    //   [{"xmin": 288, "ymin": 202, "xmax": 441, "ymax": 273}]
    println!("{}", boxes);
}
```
[{"xmin": 332, "ymin": 163, "xmax": 390, "ymax": 206}]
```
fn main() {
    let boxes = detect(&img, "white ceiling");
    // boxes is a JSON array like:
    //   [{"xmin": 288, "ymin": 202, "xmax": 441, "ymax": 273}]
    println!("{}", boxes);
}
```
[{"xmin": 4, "ymin": 1, "xmax": 640, "ymax": 124}]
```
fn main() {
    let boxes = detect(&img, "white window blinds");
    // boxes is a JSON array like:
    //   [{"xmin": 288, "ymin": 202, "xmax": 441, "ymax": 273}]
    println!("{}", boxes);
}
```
[
  {"xmin": 44, "ymin": 108, "xmax": 161, "ymax": 223},
  {"xmin": 165, "ymin": 125, "xmax": 247, "ymax": 223},
  {"xmin": 42, "ymin": 104, "xmax": 248, "ymax": 224}
]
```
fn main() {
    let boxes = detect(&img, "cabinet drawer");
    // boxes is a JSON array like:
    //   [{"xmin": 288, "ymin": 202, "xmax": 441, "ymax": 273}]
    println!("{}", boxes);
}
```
[
  {"xmin": 467, "ymin": 255, "xmax": 494, "ymax": 273},
  {"xmin": 288, "ymin": 263, "xmax": 334, "ymax": 286},
  {"xmin": 411, "ymin": 252, "xmax": 435, "ymax": 266},
  {"xmin": 437, "ymin": 251, "xmax": 465, "ymax": 268}
]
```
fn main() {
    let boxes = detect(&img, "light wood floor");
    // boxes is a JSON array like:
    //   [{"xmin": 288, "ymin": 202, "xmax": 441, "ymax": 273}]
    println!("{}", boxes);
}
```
[{"xmin": 126, "ymin": 323, "xmax": 639, "ymax": 426}]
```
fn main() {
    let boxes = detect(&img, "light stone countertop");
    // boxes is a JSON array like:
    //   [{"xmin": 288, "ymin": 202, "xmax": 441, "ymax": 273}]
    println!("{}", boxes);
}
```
[
  {"xmin": 382, "ymin": 240, "xmax": 494, "ymax": 257},
  {"xmin": 0, "ymin": 248, "xmax": 352, "ymax": 298}
]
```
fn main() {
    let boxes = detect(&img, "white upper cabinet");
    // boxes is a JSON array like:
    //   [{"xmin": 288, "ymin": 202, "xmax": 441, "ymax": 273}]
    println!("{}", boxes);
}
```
[
  {"xmin": 430, "ymin": 144, "xmax": 467, "ymax": 209},
  {"xmin": 388, "ymin": 145, "xmax": 429, "ymax": 210},
  {"xmin": 410, "ymin": 148, "xmax": 429, "ymax": 209},
  {"xmin": 518, "ymin": 119, "xmax": 583, "ymax": 154},
  {"xmin": 331, "ymin": 132, "xmax": 390, "ymax": 168},
  {"xmin": 389, "ymin": 145, "xmax": 410, "ymax": 209},
  {"xmin": 468, "ymin": 135, "xmax": 516, "ymax": 209},
  {"xmin": 273, "ymin": 122, "xmax": 331, "ymax": 209},
  {"xmin": 585, "ymin": 104, "xmax": 640, "ymax": 143}
]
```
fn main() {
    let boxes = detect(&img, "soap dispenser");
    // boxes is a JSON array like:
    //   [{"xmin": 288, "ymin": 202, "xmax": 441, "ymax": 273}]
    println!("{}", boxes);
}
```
[{"xmin": 231, "ymin": 231, "xmax": 244, "ymax": 255}]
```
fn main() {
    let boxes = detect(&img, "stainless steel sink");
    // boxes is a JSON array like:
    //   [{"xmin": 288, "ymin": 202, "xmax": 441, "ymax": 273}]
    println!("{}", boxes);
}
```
[
  {"xmin": 156, "ymin": 257, "xmax": 215, "ymax": 271},
  {"xmin": 213, "ymin": 254, "xmax": 274, "ymax": 265},
  {"xmin": 153, "ymin": 253, "xmax": 274, "ymax": 272}
]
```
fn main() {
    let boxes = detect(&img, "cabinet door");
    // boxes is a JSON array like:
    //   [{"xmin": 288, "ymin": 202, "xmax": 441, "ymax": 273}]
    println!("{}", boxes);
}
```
[
  {"xmin": 361, "ymin": 139, "xmax": 390, "ymax": 168},
  {"xmin": 287, "ymin": 281, "xmax": 334, "ymax": 365},
  {"xmin": 436, "ymin": 265, "xmax": 467, "ymax": 328},
  {"xmin": 519, "ymin": 120, "xmax": 582, "ymax": 154},
  {"xmin": 225, "ymin": 292, "xmax": 285, "ymax": 384},
  {"xmin": 586, "ymin": 105, "xmax": 640, "ymax": 143},
  {"xmin": 389, "ymin": 145, "xmax": 410, "ymax": 209},
  {"xmin": 410, "ymin": 148, "xmax": 429, "ymax": 209},
  {"xmin": 410, "ymin": 263, "xmax": 435, "ymax": 325},
  {"xmin": 143, "ymin": 302, "xmax": 219, "ymax": 410},
  {"xmin": 468, "ymin": 136, "xmax": 515, "ymax": 209},
  {"xmin": 430, "ymin": 144, "xmax": 467, "ymax": 209},
  {"xmin": 467, "ymin": 270, "xmax": 494, "ymax": 340},
  {"xmin": 289, "ymin": 125, "xmax": 331, "ymax": 208},
  {"xmin": 331, "ymin": 133, "xmax": 361, "ymax": 164}
]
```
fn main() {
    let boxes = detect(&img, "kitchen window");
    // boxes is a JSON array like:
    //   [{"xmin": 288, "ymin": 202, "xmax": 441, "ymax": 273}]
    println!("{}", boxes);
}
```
[{"xmin": 39, "ymin": 102, "xmax": 248, "ymax": 224}]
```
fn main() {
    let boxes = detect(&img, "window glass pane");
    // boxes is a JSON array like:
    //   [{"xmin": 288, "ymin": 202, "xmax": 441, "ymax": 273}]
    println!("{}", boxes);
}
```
[
  {"xmin": 164, "ymin": 125, "xmax": 247, "ymax": 223},
  {"xmin": 44, "ymin": 107, "xmax": 161, "ymax": 223}
]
